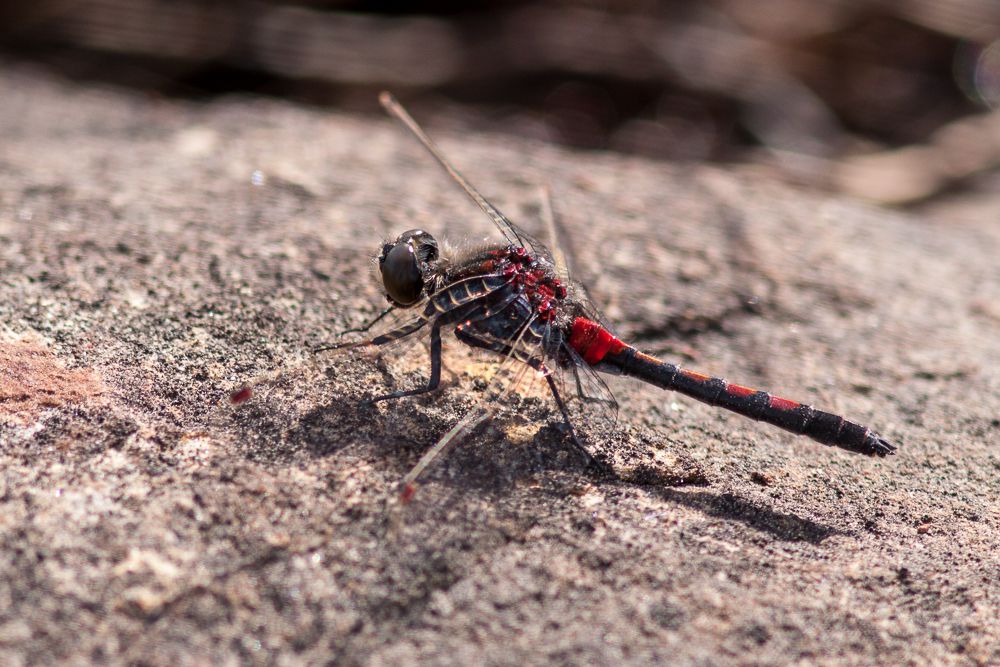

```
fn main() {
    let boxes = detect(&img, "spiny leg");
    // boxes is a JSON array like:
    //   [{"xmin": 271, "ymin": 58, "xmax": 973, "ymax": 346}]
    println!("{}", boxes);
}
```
[
  {"xmin": 367, "ymin": 293, "xmax": 520, "ymax": 404},
  {"xmin": 543, "ymin": 374, "xmax": 596, "ymax": 467},
  {"xmin": 313, "ymin": 306, "xmax": 396, "ymax": 352},
  {"xmin": 229, "ymin": 307, "xmax": 412, "ymax": 405},
  {"xmin": 316, "ymin": 309, "xmax": 429, "ymax": 356},
  {"xmin": 369, "ymin": 322, "xmax": 444, "ymax": 404},
  {"xmin": 453, "ymin": 322, "xmax": 606, "ymax": 471},
  {"xmin": 315, "ymin": 272, "xmax": 513, "ymax": 354}
]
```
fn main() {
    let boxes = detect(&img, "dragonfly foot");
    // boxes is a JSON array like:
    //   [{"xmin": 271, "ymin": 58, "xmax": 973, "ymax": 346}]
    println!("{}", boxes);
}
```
[
  {"xmin": 553, "ymin": 424, "xmax": 616, "ymax": 477},
  {"xmin": 368, "ymin": 388, "xmax": 434, "ymax": 404}
]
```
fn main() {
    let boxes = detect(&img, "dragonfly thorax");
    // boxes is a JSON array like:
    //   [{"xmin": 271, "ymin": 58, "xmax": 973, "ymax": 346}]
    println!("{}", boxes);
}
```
[
  {"xmin": 378, "ymin": 229, "xmax": 439, "ymax": 306},
  {"xmin": 494, "ymin": 245, "xmax": 568, "ymax": 322}
]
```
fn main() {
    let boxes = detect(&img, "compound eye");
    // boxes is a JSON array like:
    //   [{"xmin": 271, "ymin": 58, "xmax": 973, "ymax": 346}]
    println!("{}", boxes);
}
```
[
  {"xmin": 396, "ymin": 229, "xmax": 438, "ymax": 263},
  {"xmin": 378, "ymin": 229, "xmax": 438, "ymax": 306}
]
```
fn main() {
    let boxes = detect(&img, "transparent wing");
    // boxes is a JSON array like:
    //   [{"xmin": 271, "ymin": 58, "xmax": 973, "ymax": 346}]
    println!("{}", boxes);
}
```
[
  {"xmin": 535, "ymin": 185, "xmax": 619, "ymax": 338},
  {"xmin": 552, "ymin": 336, "xmax": 619, "ymax": 421},
  {"xmin": 317, "ymin": 272, "xmax": 514, "ymax": 353},
  {"xmin": 379, "ymin": 92, "xmax": 557, "ymax": 268},
  {"xmin": 538, "ymin": 184, "xmax": 571, "ymax": 285},
  {"xmin": 454, "ymin": 314, "xmax": 619, "ymax": 446},
  {"xmin": 398, "ymin": 313, "xmax": 547, "ymax": 500},
  {"xmin": 229, "ymin": 272, "xmax": 517, "ymax": 405},
  {"xmin": 380, "ymin": 92, "xmax": 619, "ymax": 338}
]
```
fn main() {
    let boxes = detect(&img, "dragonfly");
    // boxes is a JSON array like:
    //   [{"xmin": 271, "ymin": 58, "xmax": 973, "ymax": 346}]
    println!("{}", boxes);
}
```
[{"xmin": 240, "ymin": 92, "xmax": 896, "ymax": 501}]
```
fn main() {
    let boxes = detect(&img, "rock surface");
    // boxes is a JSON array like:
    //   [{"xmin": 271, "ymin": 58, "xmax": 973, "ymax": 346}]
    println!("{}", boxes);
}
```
[{"xmin": 0, "ymin": 63, "xmax": 997, "ymax": 665}]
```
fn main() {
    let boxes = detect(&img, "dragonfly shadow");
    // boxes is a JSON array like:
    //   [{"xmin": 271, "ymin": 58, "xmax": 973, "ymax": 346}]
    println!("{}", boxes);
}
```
[
  {"xmin": 290, "ymin": 394, "xmax": 606, "ymax": 493},
  {"xmin": 275, "ymin": 390, "xmax": 840, "ymax": 546},
  {"xmin": 650, "ymin": 487, "xmax": 842, "ymax": 544},
  {"xmin": 443, "ymin": 421, "xmax": 609, "ymax": 491},
  {"xmin": 287, "ymin": 397, "xmax": 433, "ymax": 462}
]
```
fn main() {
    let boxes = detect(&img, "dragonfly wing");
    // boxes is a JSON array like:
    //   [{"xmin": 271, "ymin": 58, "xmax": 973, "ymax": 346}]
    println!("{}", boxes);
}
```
[
  {"xmin": 538, "ymin": 184, "xmax": 572, "ymax": 285},
  {"xmin": 455, "ymin": 315, "xmax": 618, "ymax": 446},
  {"xmin": 320, "ymin": 272, "xmax": 514, "ymax": 352},
  {"xmin": 552, "ymin": 332, "xmax": 618, "ymax": 430},
  {"xmin": 558, "ymin": 341, "xmax": 619, "ymax": 420},
  {"xmin": 380, "ymin": 92, "xmax": 558, "ymax": 268},
  {"xmin": 232, "ymin": 273, "xmax": 517, "ymax": 404},
  {"xmin": 534, "ymin": 184, "xmax": 620, "ymax": 336},
  {"xmin": 399, "ymin": 313, "xmax": 546, "ymax": 498}
]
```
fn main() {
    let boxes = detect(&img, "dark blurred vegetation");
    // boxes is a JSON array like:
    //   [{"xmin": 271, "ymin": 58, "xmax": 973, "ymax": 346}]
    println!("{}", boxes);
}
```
[{"xmin": 1, "ymin": 0, "xmax": 998, "ymax": 205}]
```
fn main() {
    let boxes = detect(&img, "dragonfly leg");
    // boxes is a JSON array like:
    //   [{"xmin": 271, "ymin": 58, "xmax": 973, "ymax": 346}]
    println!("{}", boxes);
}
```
[
  {"xmin": 369, "ymin": 321, "xmax": 443, "ymax": 403},
  {"xmin": 543, "ymin": 374, "xmax": 609, "ymax": 472},
  {"xmin": 313, "ymin": 306, "xmax": 396, "ymax": 352},
  {"xmin": 338, "ymin": 305, "xmax": 394, "ymax": 336}
]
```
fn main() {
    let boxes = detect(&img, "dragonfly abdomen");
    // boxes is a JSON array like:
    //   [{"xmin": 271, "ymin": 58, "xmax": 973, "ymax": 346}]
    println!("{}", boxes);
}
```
[{"xmin": 596, "ymin": 341, "xmax": 895, "ymax": 457}]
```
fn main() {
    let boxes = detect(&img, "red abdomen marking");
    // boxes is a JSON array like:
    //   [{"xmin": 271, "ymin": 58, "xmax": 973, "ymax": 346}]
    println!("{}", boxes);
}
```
[
  {"xmin": 725, "ymin": 383, "xmax": 756, "ymax": 397},
  {"xmin": 769, "ymin": 395, "xmax": 801, "ymax": 411},
  {"xmin": 569, "ymin": 317, "xmax": 627, "ymax": 365}
]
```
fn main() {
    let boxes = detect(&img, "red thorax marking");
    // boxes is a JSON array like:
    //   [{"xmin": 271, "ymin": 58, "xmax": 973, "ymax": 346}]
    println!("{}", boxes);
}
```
[
  {"xmin": 569, "ymin": 317, "xmax": 627, "ymax": 365},
  {"xmin": 501, "ymin": 248, "xmax": 564, "ymax": 322}
]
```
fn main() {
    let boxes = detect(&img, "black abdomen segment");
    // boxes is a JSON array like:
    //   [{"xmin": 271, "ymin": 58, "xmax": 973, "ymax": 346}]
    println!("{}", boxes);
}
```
[{"xmin": 604, "ymin": 347, "xmax": 896, "ymax": 457}]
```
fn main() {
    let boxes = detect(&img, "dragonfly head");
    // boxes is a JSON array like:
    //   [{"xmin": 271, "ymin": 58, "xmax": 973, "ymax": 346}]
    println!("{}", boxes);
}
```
[{"xmin": 378, "ymin": 229, "xmax": 439, "ymax": 306}]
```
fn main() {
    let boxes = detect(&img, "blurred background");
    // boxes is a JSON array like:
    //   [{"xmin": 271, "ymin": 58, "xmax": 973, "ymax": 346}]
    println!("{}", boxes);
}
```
[{"xmin": 1, "ymin": 0, "xmax": 998, "ymax": 210}]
